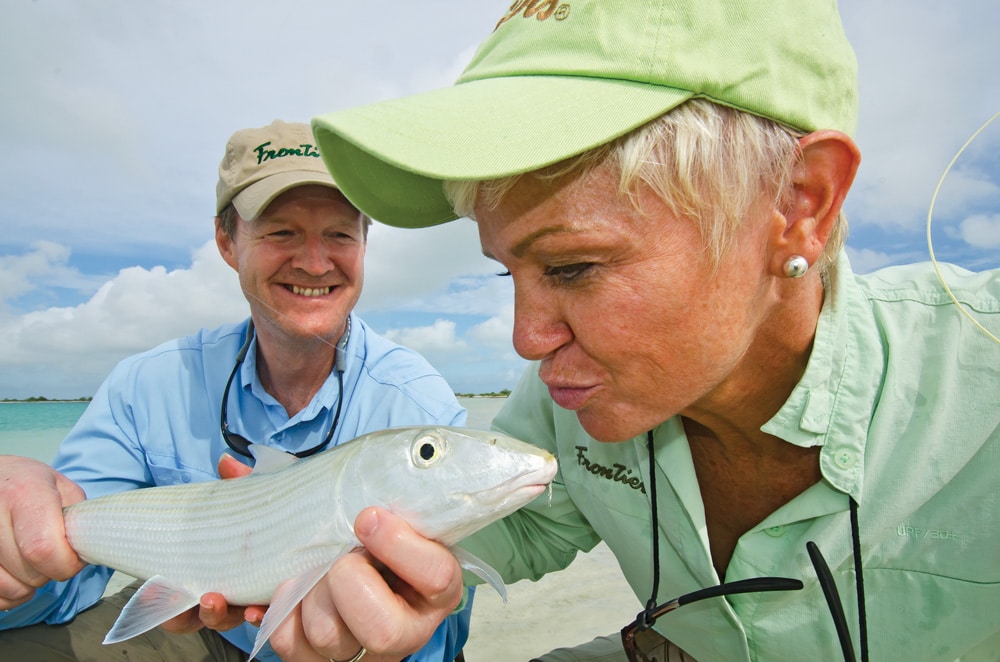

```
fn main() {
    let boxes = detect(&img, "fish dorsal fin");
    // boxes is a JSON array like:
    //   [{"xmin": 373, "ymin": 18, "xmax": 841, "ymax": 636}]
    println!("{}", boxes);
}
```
[
  {"xmin": 249, "ymin": 444, "xmax": 298, "ymax": 474},
  {"xmin": 249, "ymin": 560, "xmax": 336, "ymax": 660},
  {"xmin": 103, "ymin": 575, "xmax": 200, "ymax": 644},
  {"xmin": 452, "ymin": 546, "xmax": 508, "ymax": 605}
]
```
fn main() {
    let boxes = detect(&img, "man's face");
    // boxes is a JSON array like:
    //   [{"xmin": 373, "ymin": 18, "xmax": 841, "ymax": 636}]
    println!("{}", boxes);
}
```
[{"xmin": 217, "ymin": 185, "xmax": 366, "ymax": 346}]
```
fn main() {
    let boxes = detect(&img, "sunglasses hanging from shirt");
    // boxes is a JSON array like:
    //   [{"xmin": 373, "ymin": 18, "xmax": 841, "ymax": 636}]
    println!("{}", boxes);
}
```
[
  {"xmin": 219, "ymin": 318, "xmax": 349, "ymax": 459},
  {"xmin": 621, "ymin": 430, "xmax": 869, "ymax": 662}
]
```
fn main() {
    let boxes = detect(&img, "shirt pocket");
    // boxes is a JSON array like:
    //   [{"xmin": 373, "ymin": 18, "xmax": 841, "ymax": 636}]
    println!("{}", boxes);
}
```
[
  {"xmin": 861, "ymin": 569, "xmax": 1000, "ymax": 661},
  {"xmin": 146, "ymin": 454, "xmax": 216, "ymax": 486}
]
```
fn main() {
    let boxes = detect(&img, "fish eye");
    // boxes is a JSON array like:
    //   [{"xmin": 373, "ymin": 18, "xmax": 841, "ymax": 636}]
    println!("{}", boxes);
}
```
[{"xmin": 411, "ymin": 433, "xmax": 446, "ymax": 468}]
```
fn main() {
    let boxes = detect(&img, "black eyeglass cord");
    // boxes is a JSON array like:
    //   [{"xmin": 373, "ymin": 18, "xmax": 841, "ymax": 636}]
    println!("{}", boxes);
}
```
[
  {"xmin": 220, "ymin": 318, "xmax": 347, "ymax": 460},
  {"xmin": 636, "ymin": 428, "xmax": 869, "ymax": 661},
  {"xmin": 637, "ymin": 429, "xmax": 659, "ymax": 631},
  {"xmin": 850, "ymin": 497, "xmax": 869, "ymax": 662}
]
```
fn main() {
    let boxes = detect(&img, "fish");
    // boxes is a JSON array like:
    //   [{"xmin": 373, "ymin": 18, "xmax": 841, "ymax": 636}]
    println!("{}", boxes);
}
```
[{"xmin": 63, "ymin": 425, "xmax": 558, "ymax": 659}]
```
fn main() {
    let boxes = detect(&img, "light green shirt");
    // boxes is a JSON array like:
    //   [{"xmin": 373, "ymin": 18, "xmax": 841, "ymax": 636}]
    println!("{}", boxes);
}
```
[{"xmin": 462, "ymin": 252, "xmax": 1000, "ymax": 661}]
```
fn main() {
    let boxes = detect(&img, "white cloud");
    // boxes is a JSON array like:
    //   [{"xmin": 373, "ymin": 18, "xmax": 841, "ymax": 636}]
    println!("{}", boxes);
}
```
[
  {"xmin": 0, "ymin": 241, "xmax": 246, "ymax": 398},
  {"xmin": 958, "ymin": 214, "xmax": 1000, "ymax": 249},
  {"xmin": 468, "ymin": 305, "xmax": 516, "ymax": 350},
  {"xmin": 382, "ymin": 319, "xmax": 471, "ymax": 374},
  {"xmin": 360, "ymin": 220, "xmax": 500, "ymax": 313},
  {"xmin": 845, "ymin": 247, "xmax": 901, "ymax": 275},
  {"xmin": 0, "ymin": 242, "xmax": 84, "ymax": 303},
  {"xmin": 385, "ymin": 319, "xmax": 467, "ymax": 352}
]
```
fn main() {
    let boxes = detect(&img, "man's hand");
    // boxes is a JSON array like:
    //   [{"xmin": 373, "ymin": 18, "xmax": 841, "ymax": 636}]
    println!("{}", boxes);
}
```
[{"xmin": 0, "ymin": 456, "xmax": 86, "ymax": 609}]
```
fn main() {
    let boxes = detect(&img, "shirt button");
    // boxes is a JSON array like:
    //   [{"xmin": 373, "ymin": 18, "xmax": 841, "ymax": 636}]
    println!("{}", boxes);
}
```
[
  {"xmin": 765, "ymin": 525, "xmax": 786, "ymax": 537},
  {"xmin": 833, "ymin": 448, "xmax": 857, "ymax": 469}
]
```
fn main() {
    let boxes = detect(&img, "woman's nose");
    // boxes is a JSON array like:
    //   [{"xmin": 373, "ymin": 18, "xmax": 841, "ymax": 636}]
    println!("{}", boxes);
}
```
[{"xmin": 511, "ymin": 286, "xmax": 571, "ymax": 361}]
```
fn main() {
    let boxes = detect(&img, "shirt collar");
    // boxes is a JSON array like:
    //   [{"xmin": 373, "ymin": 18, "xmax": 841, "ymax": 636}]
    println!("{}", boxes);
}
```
[
  {"xmin": 760, "ymin": 252, "xmax": 881, "ymax": 499},
  {"xmin": 238, "ymin": 316, "xmax": 356, "ymax": 425}
]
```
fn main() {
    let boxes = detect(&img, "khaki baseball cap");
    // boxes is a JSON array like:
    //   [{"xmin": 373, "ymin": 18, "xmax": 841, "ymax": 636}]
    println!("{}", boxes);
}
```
[
  {"xmin": 312, "ymin": 0, "xmax": 858, "ymax": 228},
  {"xmin": 216, "ymin": 119, "xmax": 339, "ymax": 220}
]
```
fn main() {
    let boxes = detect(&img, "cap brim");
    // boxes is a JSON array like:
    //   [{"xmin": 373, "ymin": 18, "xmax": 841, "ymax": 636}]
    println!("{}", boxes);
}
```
[
  {"xmin": 232, "ymin": 170, "xmax": 340, "ymax": 221},
  {"xmin": 312, "ymin": 76, "xmax": 692, "ymax": 228}
]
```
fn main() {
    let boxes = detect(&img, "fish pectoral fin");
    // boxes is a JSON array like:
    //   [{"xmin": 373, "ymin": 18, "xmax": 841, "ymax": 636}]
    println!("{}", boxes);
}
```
[
  {"xmin": 103, "ymin": 575, "xmax": 200, "ymax": 644},
  {"xmin": 248, "ymin": 444, "xmax": 299, "ymax": 474},
  {"xmin": 250, "ymin": 562, "xmax": 335, "ymax": 660},
  {"xmin": 452, "ymin": 546, "xmax": 508, "ymax": 605}
]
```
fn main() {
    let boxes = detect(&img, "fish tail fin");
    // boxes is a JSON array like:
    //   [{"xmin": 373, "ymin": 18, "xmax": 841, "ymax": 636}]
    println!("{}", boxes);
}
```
[{"xmin": 103, "ymin": 575, "xmax": 200, "ymax": 644}]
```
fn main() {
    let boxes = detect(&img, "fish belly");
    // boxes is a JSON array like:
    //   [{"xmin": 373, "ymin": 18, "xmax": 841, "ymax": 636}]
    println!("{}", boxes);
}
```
[{"xmin": 64, "ymin": 464, "xmax": 349, "ymax": 604}]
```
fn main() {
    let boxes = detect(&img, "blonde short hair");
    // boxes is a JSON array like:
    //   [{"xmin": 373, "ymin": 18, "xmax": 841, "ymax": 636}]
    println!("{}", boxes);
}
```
[{"xmin": 444, "ymin": 99, "xmax": 846, "ymax": 274}]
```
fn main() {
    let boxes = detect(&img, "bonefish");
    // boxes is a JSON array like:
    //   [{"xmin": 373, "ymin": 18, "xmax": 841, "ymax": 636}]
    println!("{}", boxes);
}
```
[{"xmin": 63, "ymin": 426, "xmax": 557, "ymax": 659}]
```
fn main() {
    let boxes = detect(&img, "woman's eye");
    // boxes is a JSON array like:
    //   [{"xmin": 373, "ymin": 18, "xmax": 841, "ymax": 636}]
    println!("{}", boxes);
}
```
[
  {"xmin": 496, "ymin": 270, "xmax": 512, "ymax": 277},
  {"xmin": 545, "ymin": 263, "xmax": 593, "ymax": 282}
]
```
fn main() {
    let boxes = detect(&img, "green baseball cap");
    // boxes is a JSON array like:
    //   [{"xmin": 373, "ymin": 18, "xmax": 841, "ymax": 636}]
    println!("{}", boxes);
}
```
[{"xmin": 312, "ymin": 0, "xmax": 857, "ymax": 228}]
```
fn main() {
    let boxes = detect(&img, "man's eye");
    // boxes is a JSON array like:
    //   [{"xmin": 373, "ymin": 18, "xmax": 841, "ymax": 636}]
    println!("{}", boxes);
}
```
[{"xmin": 496, "ymin": 270, "xmax": 512, "ymax": 277}]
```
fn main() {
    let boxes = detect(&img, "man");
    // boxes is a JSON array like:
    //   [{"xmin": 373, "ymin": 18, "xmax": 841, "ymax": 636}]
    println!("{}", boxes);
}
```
[
  {"xmin": 0, "ymin": 120, "xmax": 472, "ymax": 661},
  {"xmin": 220, "ymin": 1, "xmax": 998, "ymax": 660}
]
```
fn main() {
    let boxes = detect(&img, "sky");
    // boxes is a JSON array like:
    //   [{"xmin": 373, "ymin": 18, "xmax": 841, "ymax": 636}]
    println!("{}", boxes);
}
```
[{"xmin": 1, "ymin": 0, "xmax": 998, "ymax": 399}]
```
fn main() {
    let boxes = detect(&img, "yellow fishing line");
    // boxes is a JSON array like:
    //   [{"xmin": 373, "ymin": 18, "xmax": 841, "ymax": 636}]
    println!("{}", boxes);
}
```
[{"xmin": 926, "ymin": 109, "xmax": 1000, "ymax": 346}]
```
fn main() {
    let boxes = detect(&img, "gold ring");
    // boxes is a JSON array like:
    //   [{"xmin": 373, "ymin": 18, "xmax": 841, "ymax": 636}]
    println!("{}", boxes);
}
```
[{"xmin": 332, "ymin": 648, "xmax": 367, "ymax": 662}]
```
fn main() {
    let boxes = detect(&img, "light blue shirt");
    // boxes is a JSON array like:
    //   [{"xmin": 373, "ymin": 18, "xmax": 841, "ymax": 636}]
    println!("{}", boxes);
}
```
[{"xmin": 0, "ymin": 314, "xmax": 471, "ymax": 662}]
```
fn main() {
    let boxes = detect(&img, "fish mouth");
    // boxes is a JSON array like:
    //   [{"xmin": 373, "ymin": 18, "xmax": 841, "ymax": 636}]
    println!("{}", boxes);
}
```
[{"xmin": 482, "ymin": 454, "xmax": 558, "ymax": 507}]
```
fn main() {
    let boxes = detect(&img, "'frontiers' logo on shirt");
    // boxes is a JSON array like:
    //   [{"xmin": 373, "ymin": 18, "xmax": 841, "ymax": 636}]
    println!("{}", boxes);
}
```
[
  {"xmin": 574, "ymin": 446, "xmax": 645, "ymax": 494},
  {"xmin": 495, "ymin": 0, "xmax": 571, "ymax": 30}
]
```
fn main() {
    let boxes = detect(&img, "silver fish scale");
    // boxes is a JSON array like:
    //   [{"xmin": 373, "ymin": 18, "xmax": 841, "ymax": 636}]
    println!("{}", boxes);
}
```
[{"xmin": 64, "ymin": 446, "xmax": 356, "ymax": 604}]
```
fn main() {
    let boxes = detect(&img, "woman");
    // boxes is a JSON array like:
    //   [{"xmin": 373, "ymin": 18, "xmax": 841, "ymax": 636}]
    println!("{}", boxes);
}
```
[{"xmin": 293, "ymin": 1, "xmax": 1000, "ymax": 659}]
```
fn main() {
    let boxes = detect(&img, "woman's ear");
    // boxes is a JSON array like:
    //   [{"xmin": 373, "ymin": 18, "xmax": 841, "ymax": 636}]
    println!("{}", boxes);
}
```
[
  {"xmin": 771, "ymin": 130, "xmax": 861, "ymax": 272},
  {"xmin": 215, "ymin": 217, "xmax": 239, "ymax": 271}
]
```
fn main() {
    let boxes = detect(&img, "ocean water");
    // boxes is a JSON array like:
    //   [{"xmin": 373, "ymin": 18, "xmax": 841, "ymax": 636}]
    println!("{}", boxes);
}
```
[
  {"xmin": 0, "ymin": 401, "xmax": 91, "ymax": 464},
  {"xmin": 0, "ymin": 397, "xmax": 506, "ymax": 465}
]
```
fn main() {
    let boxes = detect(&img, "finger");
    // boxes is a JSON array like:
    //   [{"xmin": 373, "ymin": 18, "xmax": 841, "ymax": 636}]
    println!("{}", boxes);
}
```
[
  {"xmin": 244, "ymin": 604, "xmax": 267, "ymax": 628},
  {"xmin": 0, "ymin": 564, "xmax": 38, "ymax": 610},
  {"xmin": 297, "ymin": 576, "xmax": 368, "ymax": 661},
  {"xmin": 161, "ymin": 606, "xmax": 205, "ymax": 634},
  {"xmin": 217, "ymin": 454, "xmax": 252, "ymax": 480},
  {"xmin": 355, "ymin": 508, "xmax": 462, "ymax": 612},
  {"xmin": 315, "ymin": 508, "xmax": 462, "ymax": 655},
  {"xmin": 198, "ymin": 592, "xmax": 247, "ymax": 632},
  {"xmin": 268, "ymin": 603, "xmax": 335, "ymax": 662},
  {"xmin": 1, "ymin": 468, "xmax": 86, "ymax": 584}
]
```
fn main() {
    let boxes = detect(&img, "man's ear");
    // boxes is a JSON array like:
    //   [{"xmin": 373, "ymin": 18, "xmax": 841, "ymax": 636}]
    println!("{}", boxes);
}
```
[
  {"xmin": 769, "ymin": 130, "xmax": 860, "ymax": 273},
  {"xmin": 215, "ymin": 217, "xmax": 239, "ymax": 271}
]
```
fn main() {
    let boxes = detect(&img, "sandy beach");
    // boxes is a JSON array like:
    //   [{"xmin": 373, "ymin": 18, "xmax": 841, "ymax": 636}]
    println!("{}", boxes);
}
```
[{"xmin": 462, "ymin": 542, "xmax": 639, "ymax": 660}]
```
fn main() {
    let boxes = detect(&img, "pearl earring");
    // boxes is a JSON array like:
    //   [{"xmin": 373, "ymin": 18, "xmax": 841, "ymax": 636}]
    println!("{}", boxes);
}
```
[{"xmin": 784, "ymin": 255, "xmax": 809, "ymax": 278}]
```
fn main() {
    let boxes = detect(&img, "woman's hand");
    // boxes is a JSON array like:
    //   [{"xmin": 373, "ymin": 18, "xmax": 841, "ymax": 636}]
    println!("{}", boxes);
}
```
[{"xmin": 266, "ymin": 507, "xmax": 464, "ymax": 662}]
